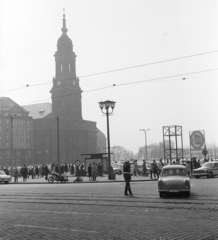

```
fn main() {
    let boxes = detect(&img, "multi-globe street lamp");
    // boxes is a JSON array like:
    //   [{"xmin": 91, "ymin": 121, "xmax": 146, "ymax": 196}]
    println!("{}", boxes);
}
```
[
  {"xmin": 140, "ymin": 129, "xmax": 150, "ymax": 161},
  {"xmin": 99, "ymin": 100, "xmax": 116, "ymax": 180}
]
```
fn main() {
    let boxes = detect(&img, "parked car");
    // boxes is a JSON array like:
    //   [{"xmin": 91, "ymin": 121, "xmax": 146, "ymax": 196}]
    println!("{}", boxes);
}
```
[
  {"xmin": 0, "ymin": 170, "xmax": 12, "ymax": 184},
  {"xmin": 112, "ymin": 163, "xmax": 123, "ymax": 175},
  {"xmin": 158, "ymin": 165, "xmax": 191, "ymax": 197},
  {"xmin": 193, "ymin": 162, "xmax": 218, "ymax": 178}
]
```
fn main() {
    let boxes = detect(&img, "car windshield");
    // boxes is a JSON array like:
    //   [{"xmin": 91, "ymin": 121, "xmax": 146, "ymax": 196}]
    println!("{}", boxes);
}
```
[
  {"xmin": 202, "ymin": 162, "xmax": 214, "ymax": 168},
  {"xmin": 0, "ymin": 171, "xmax": 6, "ymax": 175},
  {"xmin": 162, "ymin": 168, "xmax": 186, "ymax": 176}
]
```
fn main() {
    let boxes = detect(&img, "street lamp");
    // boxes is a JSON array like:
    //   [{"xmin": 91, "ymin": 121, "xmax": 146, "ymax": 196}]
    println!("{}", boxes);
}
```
[
  {"xmin": 99, "ymin": 100, "xmax": 116, "ymax": 180},
  {"xmin": 140, "ymin": 129, "xmax": 150, "ymax": 161}
]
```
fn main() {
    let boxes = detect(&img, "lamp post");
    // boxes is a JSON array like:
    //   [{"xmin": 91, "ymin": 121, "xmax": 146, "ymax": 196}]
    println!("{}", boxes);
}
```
[
  {"xmin": 140, "ymin": 129, "xmax": 150, "ymax": 162},
  {"xmin": 99, "ymin": 100, "xmax": 116, "ymax": 180}
]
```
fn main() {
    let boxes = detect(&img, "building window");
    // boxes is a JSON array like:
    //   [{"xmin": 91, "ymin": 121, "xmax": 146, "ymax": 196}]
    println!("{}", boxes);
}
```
[
  {"xmin": 69, "ymin": 64, "xmax": 71, "ymax": 73},
  {"xmin": 61, "ymin": 64, "xmax": 63, "ymax": 73}
]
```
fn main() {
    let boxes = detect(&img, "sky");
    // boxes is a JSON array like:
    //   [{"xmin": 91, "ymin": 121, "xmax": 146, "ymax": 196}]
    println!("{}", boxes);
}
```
[{"xmin": 0, "ymin": 0, "xmax": 218, "ymax": 153}]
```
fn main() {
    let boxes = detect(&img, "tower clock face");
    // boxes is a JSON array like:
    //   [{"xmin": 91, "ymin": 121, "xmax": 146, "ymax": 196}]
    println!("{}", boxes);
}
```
[
  {"xmin": 57, "ymin": 81, "xmax": 61, "ymax": 86},
  {"xmin": 72, "ymin": 80, "xmax": 76, "ymax": 86}
]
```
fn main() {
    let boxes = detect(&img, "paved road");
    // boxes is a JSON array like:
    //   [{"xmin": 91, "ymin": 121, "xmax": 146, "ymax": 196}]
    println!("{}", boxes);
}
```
[{"xmin": 1, "ymin": 177, "xmax": 218, "ymax": 240}]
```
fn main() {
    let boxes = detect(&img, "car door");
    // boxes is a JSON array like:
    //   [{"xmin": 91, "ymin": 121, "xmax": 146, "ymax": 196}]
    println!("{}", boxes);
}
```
[{"xmin": 214, "ymin": 163, "xmax": 218, "ymax": 176}]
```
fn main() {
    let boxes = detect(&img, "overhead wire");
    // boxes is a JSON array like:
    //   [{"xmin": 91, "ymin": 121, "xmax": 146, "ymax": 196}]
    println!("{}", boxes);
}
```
[
  {"xmin": 20, "ymin": 67, "xmax": 218, "ymax": 105},
  {"xmin": 1, "ymin": 49, "xmax": 218, "ymax": 94}
]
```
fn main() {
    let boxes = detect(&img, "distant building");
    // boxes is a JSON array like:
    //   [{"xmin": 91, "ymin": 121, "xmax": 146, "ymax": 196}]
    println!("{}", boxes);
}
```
[
  {"xmin": 22, "ymin": 14, "xmax": 106, "ymax": 165},
  {"xmin": 0, "ymin": 97, "xmax": 33, "ymax": 167},
  {"xmin": 159, "ymin": 140, "xmax": 174, "ymax": 150}
]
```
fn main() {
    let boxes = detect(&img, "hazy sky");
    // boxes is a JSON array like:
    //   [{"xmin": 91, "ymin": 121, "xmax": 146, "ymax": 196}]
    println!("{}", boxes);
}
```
[{"xmin": 1, "ymin": 0, "xmax": 218, "ymax": 153}]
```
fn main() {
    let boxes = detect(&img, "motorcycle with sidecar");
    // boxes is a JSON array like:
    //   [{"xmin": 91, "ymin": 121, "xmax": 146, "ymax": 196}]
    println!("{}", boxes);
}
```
[{"xmin": 48, "ymin": 172, "xmax": 68, "ymax": 183}]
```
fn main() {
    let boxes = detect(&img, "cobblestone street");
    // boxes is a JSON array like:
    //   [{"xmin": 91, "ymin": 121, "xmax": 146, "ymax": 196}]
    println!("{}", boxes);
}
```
[{"xmin": 0, "ymin": 177, "xmax": 218, "ymax": 240}]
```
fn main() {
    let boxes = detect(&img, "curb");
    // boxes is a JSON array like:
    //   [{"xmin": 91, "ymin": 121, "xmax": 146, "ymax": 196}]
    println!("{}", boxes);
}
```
[{"xmin": 7, "ymin": 179, "xmax": 158, "ymax": 185}]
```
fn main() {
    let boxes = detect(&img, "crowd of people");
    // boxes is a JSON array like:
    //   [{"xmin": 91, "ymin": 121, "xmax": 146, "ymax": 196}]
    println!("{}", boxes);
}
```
[
  {"xmin": 129, "ymin": 157, "xmax": 211, "ymax": 180},
  {"xmin": 87, "ymin": 162, "xmax": 103, "ymax": 181}
]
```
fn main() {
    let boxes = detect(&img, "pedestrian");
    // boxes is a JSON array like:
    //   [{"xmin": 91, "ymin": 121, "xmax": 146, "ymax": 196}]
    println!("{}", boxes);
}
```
[
  {"xmin": 38, "ymin": 165, "xmax": 42, "ymax": 178},
  {"xmin": 97, "ymin": 162, "xmax": 102, "ymax": 177},
  {"xmin": 88, "ymin": 163, "xmax": 92, "ymax": 181},
  {"xmin": 55, "ymin": 164, "xmax": 59, "ymax": 174},
  {"xmin": 23, "ymin": 165, "xmax": 28, "ymax": 181},
  {"xmin": 142, "ymin": 159, "xmax": 147, "ymax": 176},
  {"xmin": 153, "ymin": 160, "xmax": 159, "ymax": 179},
  {"xmin": 64, "ymin": 163, "xmax": 68, "ymax": 173},
  {"xmin": 71, "ymin": 164, "xmax": 74, "ymax": 175},
  {"xmin": 60, "ymin": 164, "xmax": 64, "ymax": 174},
  {"xmin": 5, "ymin": 167, "xmax": 9, "ymax": 175},
  {"xmin": 133, "ymin": 160, "xmax": 140, "ymax": 176},
  {"xmin": 33, "ymin": 166, "xmax": 36, "ymax": 179},
  {"xmin": 92, "ymin": 162, "xmax": 97, "ymax": 181},
  {"xmin": 157, "ymin": 159, "xmax": 164, "ymax": 176},
  {"xmin": 123, "ymin": 160, "xmax": 133, "ymax": 196},
  {"xmin": 150, "ymin": 162, "xmax": 154, "ymax": 179},
  {"xmin": 28, "ymin": 168, "xmax": 32, "ymax": 179},
  {"xmin": 44, "ymin": 165, "xmax": 49, "ymax": 180},
  {"xmin": 14, "ymin": 167, "xmax": 19, "ymax": 182},
  {"xmin": 35, "ymin": 166, "xmax": 39, "ymax": 178},
  {"xmin": 185, "ymin": 162, "xmax": 191, "ymax": 177}
]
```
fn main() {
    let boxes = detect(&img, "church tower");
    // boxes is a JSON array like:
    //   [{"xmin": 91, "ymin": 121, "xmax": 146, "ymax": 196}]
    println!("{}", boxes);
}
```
[{"xmin": 50, "ymin": 13, "xmax": 82, "ymax": 120}]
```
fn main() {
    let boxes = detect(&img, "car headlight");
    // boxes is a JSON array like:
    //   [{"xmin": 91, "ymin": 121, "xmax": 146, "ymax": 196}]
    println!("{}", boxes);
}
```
[
  {"xmin": 158, "ymin": 180, "xmax": 164, "ymax": 188},
  {"xmin": 184, "ymin": 180, "xmax": 190, "ymax": 188}
]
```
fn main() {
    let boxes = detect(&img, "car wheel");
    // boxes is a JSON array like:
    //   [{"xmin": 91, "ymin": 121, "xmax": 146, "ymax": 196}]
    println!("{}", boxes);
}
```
[
  {"xmin": 207, "ymin": 172, "xmax": 213, "ymax": 178},
  {"xmin": 4, "ymin": 181, "xmax": 9, "ymax": 184},
  {"xmin": 159, "ymin": 192, "xmax": 163, "ymax": 198},
  {"xmin": 48, "ymin": 177, "xmax": 54, "ymax": 183}
]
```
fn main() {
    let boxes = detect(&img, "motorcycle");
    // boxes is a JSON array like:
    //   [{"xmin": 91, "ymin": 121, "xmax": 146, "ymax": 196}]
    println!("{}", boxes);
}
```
[{"xmin": 48, "ymin": 172, "xmax": 68, "ymax": 183}]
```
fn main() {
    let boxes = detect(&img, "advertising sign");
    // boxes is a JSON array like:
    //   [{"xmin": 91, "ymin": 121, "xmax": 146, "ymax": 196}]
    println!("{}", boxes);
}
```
[{"xmin": 190, "ymin": 131, "xmax": 205, "ymax": 150}]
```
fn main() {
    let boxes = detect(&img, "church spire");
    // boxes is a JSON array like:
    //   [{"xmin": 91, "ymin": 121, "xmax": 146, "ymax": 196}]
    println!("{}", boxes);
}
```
[{"xmin": 61, "ymin": 8, "xmax": 68, "ymax": 35}]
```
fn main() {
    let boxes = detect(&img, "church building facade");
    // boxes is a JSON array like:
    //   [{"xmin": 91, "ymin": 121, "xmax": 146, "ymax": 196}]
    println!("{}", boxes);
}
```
[{"xmin": 23, "ymin": 14, "xmax": 105, "ymax": 165}]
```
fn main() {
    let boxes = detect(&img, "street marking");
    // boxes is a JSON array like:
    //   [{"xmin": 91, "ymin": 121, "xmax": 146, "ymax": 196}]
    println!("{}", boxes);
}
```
[{"xmin": 13, "ymin": 224, "xmax": 97, "ymax": 233}]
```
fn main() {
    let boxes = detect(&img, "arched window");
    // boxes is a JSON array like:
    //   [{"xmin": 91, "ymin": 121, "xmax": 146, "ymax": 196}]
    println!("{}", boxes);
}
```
[
  {"xmin": 61, "ymin": 64, "xmax": 63, "ymax": 73},
  {"xmin": 69, "ymin": 64, "xmax": 71, "ymax": 73}
]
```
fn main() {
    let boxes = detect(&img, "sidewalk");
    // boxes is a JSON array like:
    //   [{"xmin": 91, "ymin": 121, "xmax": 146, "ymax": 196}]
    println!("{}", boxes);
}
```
[{"xmin": 9, "ymin": 174, "xmax": 158, "ymax": 184}]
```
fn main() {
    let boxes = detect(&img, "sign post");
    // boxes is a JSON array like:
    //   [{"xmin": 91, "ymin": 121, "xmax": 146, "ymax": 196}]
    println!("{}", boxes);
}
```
[{"xmin": 189, "ymin": 130, "xmax": 205, "ymax": 159}]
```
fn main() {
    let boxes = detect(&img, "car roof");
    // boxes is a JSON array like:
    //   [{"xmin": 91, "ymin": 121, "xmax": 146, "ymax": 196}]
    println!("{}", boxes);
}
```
[{"xmin": 163, "ymin": 165, "xmax": 185, "ymax": 169}]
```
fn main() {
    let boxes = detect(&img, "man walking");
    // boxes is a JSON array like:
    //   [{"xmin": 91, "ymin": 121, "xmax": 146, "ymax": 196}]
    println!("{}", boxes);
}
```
[
  {"xmin": 123, "ymin": 160, "xmax": 133, "ymax": 196},
  {"xmin": 142, "ymin": 159, "xmax": 147, "ymax": 176}
]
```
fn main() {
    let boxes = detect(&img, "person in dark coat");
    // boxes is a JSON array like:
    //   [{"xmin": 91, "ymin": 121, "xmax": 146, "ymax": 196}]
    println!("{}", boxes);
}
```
[
  {"xmin": 60, "ymin": 164, "xmax": 64, "ymax": 174},
  {"xmin": 88, "ymin": 163, "xmax": 92, "ymax": 181},
  {"xmin": 23, "ymin": 165, "xmax": 28, "ymax": 181},
  {"xmin": 55, "ymin": 164, "xmax": 59, "ymax": 174},
  {"xmin": 35, "ymin": 166, "xmax": 39, "ymax": 178},
  {"xmin": 123, "ymin": 160, "xmax": 133, "ymax": 196},
  {"xmin": 44, "ymin": 165, "xmax": 49, "ymax": 180},
  {"xmin": 97, "ymin": 163, "xmax": 102, "ymax": 177},
  {"xmin": 64, "ymin": 163, "xmax": 68, "ymax": 173}
]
